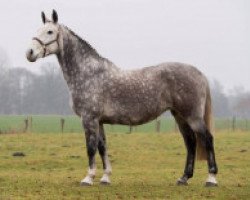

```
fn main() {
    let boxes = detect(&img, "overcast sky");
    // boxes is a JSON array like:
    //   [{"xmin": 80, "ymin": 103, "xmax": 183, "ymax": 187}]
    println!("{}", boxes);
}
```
[{"xmin": 0, "ymin": 0, "xmax": 249, "ymax": 93}]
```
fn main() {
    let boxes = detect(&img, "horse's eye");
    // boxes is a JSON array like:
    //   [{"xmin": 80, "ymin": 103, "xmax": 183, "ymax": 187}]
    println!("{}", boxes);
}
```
[{"xmin": 47, "ymin": 30, "xmax": 53, "ymax": 35}]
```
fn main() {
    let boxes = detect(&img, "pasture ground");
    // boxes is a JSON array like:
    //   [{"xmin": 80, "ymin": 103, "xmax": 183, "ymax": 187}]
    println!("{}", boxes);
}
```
[{"xmin": 0, "ymin": 131, "xmax": 249, "ymax": 199}]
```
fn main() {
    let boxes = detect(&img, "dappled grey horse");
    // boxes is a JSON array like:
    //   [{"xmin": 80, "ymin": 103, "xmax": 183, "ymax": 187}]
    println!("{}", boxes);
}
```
[{"xmin": 26, "ymin": 10, "xmax": 218, "ymax": 186}]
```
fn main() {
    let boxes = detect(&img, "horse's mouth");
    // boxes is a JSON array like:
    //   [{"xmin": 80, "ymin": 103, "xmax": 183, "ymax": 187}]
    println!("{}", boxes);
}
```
[
  {"xmin": 26, "ymin": 49, "xmax": 37, "ymax": 62},
  {"xmin": 27, "ymin": 57, "xmax": 37, "ymax": 62}
]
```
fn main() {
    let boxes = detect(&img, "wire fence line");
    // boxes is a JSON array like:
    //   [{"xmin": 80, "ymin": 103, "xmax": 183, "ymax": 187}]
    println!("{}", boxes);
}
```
[{"xmin": 0, "ymin": 115, "xmax": 249, "ymax": 134}]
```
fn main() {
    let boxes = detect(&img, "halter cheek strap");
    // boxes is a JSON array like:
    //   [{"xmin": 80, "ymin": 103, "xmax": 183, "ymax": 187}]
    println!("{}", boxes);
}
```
[{"xmin": 32, "ymin": 33, "xmax": 59, "ymax": 57}]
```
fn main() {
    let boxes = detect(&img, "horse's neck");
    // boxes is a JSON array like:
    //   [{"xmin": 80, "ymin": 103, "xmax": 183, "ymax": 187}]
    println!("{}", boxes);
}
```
[{"xmin": 57, "ymin": 26, "xmax": 118, "ymax": 87}]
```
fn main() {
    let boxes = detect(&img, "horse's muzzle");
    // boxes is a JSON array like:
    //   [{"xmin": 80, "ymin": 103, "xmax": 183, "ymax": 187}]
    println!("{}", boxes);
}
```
[{"xmin": 26, "ymin": 48, "xmax": 37, "ymax": 62}]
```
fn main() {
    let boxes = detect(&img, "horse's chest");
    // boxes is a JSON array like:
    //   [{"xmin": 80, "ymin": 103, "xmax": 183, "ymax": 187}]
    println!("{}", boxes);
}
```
[
  {"xmin": 69, "ymin": 87, "xmax": 102, "ymax": 116},
  {"xmin": 69, "ymin": 91, "xmax": 83, "ymax": 116}
]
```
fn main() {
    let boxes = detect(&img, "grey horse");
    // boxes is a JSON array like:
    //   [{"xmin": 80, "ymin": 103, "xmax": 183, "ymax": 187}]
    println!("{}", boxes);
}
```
[{"xmin": 26, "ymin": 10, "xmax": 218, "ymax": 186}]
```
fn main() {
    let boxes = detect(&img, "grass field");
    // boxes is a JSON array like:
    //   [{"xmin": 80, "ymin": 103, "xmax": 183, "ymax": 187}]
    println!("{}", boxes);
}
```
[
  {"xmin": 0, "ymin": 115, "xmax": 250, "ymax": 134},
  {"xmin": 0, "ymin": 115, "xmax": 175, "ymax": 134},
  {"xmin": 0, "ymin": 131, "xmax": 249, "ymax": 199}
]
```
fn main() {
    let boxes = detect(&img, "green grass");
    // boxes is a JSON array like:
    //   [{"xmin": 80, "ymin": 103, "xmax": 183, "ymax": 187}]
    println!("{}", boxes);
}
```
[
  {"xmin": 0, "ymin": 115, "xmax": 176, "ymax": 134},
  {"xmin": 0, "ymin": 131, "xmax": 249, "ymax": 199},
  {"xmin": 1, "ymin": 115, "xmax": 250, "ymax": 134},
  {"xmin": 0, "ymin": 115, "xmax": 82, "ymax": 133}
]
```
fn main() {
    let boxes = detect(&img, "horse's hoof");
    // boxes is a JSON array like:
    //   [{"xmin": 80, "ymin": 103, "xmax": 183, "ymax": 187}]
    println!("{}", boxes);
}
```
[
  {"xmin": 205, "ymin": 182, "xmax": 218, "ymax": 187},
  {"xmin": 100, "ymin": 181, "xmax": 111, "ymax": 185},
  {"xmin": 100, "ymin": 174, "xmax": 111, "ymax": 185},
  {"xmin": 80, "ymin": 176, "xmax": 93, "ymax": 186},
  {"xmin": 80, "ymin": 181, "xmax": 92, "ymax": 186},
  {"xmin": 176, "ymin": 179, "xmax": 188, "ymax": 186}
]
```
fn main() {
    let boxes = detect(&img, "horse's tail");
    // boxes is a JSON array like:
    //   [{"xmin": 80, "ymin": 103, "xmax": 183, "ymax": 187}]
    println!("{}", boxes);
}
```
[{"xmin": 196, "ymin": 85, "xmax": 213, "ymax": 160}]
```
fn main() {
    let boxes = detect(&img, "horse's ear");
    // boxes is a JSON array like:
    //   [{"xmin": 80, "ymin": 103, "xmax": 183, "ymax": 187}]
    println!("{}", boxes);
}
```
[
  {"xmin": 41, "ymin": 11, "xmax": 49, "ymax": 24},
  {"xmin": 52, "ymin": 9, "xmax": 58, "ymax": 23}
]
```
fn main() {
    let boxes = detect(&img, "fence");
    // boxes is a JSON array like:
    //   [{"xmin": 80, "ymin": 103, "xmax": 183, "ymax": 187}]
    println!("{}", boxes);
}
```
[{"xmin": 0, "ymin": 115, "xmax": 249, "ymax": 134}]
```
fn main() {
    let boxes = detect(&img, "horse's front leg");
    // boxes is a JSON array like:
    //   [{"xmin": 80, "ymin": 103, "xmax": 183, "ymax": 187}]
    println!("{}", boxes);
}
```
[
  {"xmin": 80, "ymin": 117, "xmax": 99, "ymax": 186},
  {"xmin": 98, "ymin": 123, "xmax": 112, "ymax": 184}
]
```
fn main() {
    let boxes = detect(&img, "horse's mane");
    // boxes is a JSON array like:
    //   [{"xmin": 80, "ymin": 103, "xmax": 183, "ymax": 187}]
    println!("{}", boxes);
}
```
[{"xmin": 62, "ymin": 25, "xmax": 101, "ymax": 58}]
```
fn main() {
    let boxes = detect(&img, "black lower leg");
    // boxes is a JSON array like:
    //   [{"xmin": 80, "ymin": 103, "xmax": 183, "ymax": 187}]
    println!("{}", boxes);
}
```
[
  {"xmin": 202, "ymin": 129, "xmax": 218, "ymax": 174},
  {"xmin": 173, "ymin": 114, "xmax": 197, "ymax": 185},
  {"xmin": 98, "ymin": 124, "xmax": 107, "ymax": 170},
  {"xmin": 182, "ymin": 131, "xmax": 196, "ymax": 179},
  {"xmin": 179, "ymin": 124, "xmax": 196, "ymax": 184},
  {"xmin": 86, "ymin": 133, "xmax": 98, "ymax": 169}
]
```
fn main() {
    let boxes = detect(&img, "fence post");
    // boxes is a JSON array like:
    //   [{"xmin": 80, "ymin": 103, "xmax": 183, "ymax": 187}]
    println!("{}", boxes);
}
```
[
  {"xmin": 29, "ymin": 116, "xmax": 33, "ymax": 132},
  {"xmin": 232, "ymin": 116, "xmax": 236, "ymax": 132},
  {"xmin": 156, "ymin": 119, "xmax": 161, "ymax": 133},
  {"xmin": 61, "ymin": 118, "xmax": 65, "ymax": 133},
  {"xmin": 129, "ymin": 125, "xmax": 132, "ymax": 134},
  {"xmin": 24, "ymin": 118, "xmax": 29, "ymax": 132},
  {"xmin": 227, "ymin": 118, "xmax": 230, "ymax": 133}
]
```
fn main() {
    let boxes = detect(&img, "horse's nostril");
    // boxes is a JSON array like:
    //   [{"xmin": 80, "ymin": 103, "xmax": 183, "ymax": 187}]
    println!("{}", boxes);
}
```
[{"xmin": 26, "ymin": 48, "xmax": 36, "ymax": 62}]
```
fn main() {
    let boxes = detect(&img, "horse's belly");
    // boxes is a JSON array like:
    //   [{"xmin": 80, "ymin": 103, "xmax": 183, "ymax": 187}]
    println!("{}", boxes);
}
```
[
  {"xmin": 102, "ymin": 100, "xmax": 168, "ymax": 125},
  {"xmin": 102, "ymin": 80, "xmax": 171, "ymax": 124},
  {"xmin": 128, "ymin": 104, "xmax": 168, "ymax": 125}
]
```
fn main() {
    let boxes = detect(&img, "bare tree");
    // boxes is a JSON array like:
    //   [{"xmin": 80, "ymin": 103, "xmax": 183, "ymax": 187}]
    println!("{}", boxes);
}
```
[
  {"xmin": 210, "ymin": 80, "xmax": 231, "ymax": 117},
  {"xmin": 229, "ymin": 86, "xmax": 250, "ymax": 118},
  {"xmin": 0, "ymin": 48, "xmax": 11, "ymax": 114},
  {"xmin": 0, "ymin": 54, "xmax": 249, "ymax": 118}
]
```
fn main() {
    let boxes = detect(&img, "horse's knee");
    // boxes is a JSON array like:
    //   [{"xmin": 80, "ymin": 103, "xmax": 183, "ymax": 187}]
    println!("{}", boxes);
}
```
[
  {"xmin": 98, "ymin": 138, "xmax": 106, "ymax": 156},
  {"xmin": 85, "ymin": 134, "xmax": 98, "ymax": 157}
]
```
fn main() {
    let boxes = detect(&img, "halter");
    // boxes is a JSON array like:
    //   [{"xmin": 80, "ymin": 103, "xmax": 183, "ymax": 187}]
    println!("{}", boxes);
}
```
[{"xmin": 32, "ymin": 33, "xmax": 59, "ymax": 57}]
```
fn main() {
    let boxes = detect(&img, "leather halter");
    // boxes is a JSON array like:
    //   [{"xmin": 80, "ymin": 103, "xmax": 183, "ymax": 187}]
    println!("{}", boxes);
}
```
[{"xmin": 32, "ymin": 33, "xmax": 59, "ymax": 57}]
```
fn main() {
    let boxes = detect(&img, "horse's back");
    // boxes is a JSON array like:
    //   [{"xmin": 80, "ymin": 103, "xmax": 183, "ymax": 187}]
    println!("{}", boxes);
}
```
[{"xmin": 142, "ymin": 62, "xmax": 206, "ymax": 81}]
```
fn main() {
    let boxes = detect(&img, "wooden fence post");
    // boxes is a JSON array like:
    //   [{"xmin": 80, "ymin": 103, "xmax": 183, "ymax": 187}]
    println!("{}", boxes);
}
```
[
  {"xmin": 29, "ymin": 116, "xmax": 33, "ymax": 131},
  {"xmin": 127, "ymin": 125, "xmax": 133, "ymax": 134},
  {"xmin": 61, "ymin": 118, "xmax": 65, "ymax": 133},
  {"xmin": 24, "ymin": 118, "xmax": 28, "ymax": 132},
  {"xmin": 232, "ymin": 116, "xmax": 236, "ymax": 132},
  {"xmin": 227, "ymin": 118, "xmax": 230, "ymax": 133}
]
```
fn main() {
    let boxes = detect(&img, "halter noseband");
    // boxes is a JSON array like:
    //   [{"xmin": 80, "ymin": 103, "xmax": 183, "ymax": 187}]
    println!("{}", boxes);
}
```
[{"xmin": 32, "ymin": 33, "xmax": 59, "ymax": 57}]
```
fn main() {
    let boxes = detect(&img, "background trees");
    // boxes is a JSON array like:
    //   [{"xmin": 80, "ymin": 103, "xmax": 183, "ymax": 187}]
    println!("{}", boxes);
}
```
[{"xmin": 0, "ymin": 48, "xmax": 249, "ymax": 117}]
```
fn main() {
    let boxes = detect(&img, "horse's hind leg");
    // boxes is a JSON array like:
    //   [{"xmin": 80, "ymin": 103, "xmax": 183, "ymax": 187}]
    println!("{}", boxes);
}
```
[
  {"xmin": 188, "ymin": 119, "xmax": 218, "ymax": 187},
  {"xmin": 173, "ymin": 112, "xmax": 197, "ymax": 186},
  {"xmin": 98, "ymin": 123, "xmax": 112, "ymax": 185}
]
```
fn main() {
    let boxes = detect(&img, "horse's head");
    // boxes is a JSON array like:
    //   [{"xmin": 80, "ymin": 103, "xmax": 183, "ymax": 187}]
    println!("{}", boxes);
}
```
[{"xmin": 26, "ymin": 10, "xmax": 60, "ymax": 62}]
